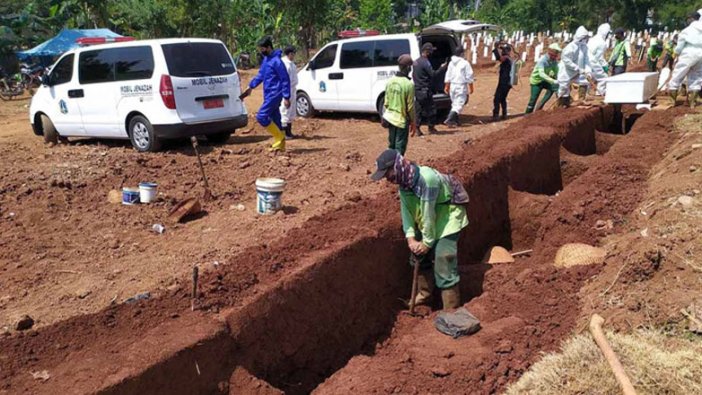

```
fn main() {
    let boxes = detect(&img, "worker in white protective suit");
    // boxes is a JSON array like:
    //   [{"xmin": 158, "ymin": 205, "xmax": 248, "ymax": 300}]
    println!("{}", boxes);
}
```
[
  {"xmin": 587, "ymin": 23, "xmax": 611, "ymax": 96},
  {"xmin": 557, "ymin": 26, "xmax": 591, "ymax": 107},
  {"xmin": 443, "ymin": 46, "xmax": 474, "ymax": 127},
  {"xmin": 669, "ymin": 11, "xmax": 702, "ymax": 108},
  {"xmin": 280, "ymin": 45, "xmax": 299, "ymax": 138}
]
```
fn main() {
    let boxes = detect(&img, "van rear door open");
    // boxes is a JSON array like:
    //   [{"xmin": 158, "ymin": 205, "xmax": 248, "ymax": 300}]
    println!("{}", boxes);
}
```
[{"xmin": 161, "ymin": 42, "xmax": 244, "ymax": 124}]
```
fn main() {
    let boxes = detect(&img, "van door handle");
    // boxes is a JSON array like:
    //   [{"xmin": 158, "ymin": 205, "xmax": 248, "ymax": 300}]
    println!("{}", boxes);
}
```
[
  {"xmin": 329, "ymin": 73, "xmax": 344, "ymax": 80},
  {"xmin": 68, "ymin": 89, "xmax": 84, "ymax": 98}
]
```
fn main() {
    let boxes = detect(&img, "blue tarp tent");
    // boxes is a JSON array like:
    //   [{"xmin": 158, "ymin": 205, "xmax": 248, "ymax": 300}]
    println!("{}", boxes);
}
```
[{"xmin": 16, "ymin": 28, "xmax": 122, "ymax": 66}]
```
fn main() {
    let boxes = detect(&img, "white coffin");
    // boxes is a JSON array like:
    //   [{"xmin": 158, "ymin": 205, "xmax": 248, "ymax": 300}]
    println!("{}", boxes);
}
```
[{"xmin": 603, "ymin": 72, "xmax": 659, "ymax": 104}]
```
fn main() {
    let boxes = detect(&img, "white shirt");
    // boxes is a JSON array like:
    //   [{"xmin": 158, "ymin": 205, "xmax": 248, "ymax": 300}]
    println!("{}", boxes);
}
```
[
  {"xmin": 444, "ymin": 56, "xmax": 474, "ymax": 85},
  {"xmin": 282, "ymin": 57, "xmax": 298, "ymax": 88}
]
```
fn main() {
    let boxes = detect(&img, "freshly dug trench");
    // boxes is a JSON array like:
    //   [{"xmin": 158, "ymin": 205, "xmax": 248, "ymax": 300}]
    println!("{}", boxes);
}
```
[
  {"xmin": 560, "ymin": 148, "xmax": 597, "ymax": 186},
  {"xmin": 0, "ymin": 105, "xmax": 628, "ymax": 395},
  {"xmin": 595, "ymin": 130, "xmax": 621, "ymax": 155},
  {"xmin": 311, "ymin": 108, "xmax": 683, "ymax": 394},
  {"xmin": 508, "ymin": 188, "xmax": 551, "ymax": 251}
]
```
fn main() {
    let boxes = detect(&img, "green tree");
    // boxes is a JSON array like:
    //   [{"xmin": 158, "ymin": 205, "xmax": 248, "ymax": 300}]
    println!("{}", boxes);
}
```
[{"xmin": 358, "ymin": 0, "xmax": 394, "ymax": 32}]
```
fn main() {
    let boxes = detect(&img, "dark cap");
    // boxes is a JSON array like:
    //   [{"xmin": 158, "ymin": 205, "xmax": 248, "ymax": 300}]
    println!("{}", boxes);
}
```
[
  {"xmin": 370, "ymin": 149, "xmax": 399, "ymax": 181},
  {"xmin": 398, "ymin": 54, "xmax": 413, "ymax": 67},
  {"xmin": 453, "ymin": 46, "xmax": 465, "ymax": 56},
  {"xmin": 283, "ymin": 45, "xmax": 296, "ymax": 55},
  {"xmin": 421, "ymin": 42, "xmax": 437, "ymax": 53},
  {"xmin": 614, "ymin": 27, "xmax": 625, "ymax": 36},
  {"xmin": 257, "ymin": 36, "xmax": 273, "ymax": 48}
]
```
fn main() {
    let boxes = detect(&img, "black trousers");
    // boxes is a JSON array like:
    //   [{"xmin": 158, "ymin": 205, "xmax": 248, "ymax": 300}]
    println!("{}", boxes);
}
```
[
  {"xmin": 493, "ymin": 83, "xmax": 511, "ymax": 117},
  {"xmin": 415, "ymin": 88, "xmax": 436, "ymax": 127}
]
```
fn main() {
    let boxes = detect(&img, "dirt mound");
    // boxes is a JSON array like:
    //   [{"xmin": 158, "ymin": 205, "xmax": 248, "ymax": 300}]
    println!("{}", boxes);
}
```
[{"xmin": 579, "ymin": 110, "xmax": 702, "ymax": 332}]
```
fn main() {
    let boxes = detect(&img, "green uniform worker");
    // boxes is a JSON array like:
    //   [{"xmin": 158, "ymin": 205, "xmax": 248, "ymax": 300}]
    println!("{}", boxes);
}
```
[
  {"xmin": 647, "ymin": 39, "xmax": 663, "ymax": 72},
  {"xmin": 382, "ymin": 54, "xmax": 416, "ymax": 155},
  {"xmin": 609, "ymin": 28, "xmax": 632, "ymax": 75},
  {"xmin": 526, "ymin": 43, "xmax": 561, "ymax": 114},
  {"xmin": 371, "ymin": 149, "xmax": 469, "ymax": 310}
]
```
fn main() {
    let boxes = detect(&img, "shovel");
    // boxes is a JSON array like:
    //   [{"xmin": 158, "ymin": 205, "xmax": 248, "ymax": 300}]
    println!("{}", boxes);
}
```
[
  {"xmin": 190, "ymin": 136, "xmax": 213, "ymax": 201},
  {"xmin": 407, "ymin": 253, "xmax": 422, "ymax": 315}
]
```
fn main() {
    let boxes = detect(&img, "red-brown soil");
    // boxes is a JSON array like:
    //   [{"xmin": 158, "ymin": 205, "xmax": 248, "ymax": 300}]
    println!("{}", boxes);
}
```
[
  {"xmin": 0, "ymin": 62, "xmax": 680, "ymax": 395},
  {"xmin": 314, "ymin": 108, "xmax": 685, "ymax": 395}
]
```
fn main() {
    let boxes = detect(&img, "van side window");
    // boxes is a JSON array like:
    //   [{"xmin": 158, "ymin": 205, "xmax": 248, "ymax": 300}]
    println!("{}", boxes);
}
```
[
  {"xmin": 314, "ymin": 44, "xmax": 337, "ymax": 69},
  {"xmin": 50, "ymin": 54, "xmax": 74, "ymax": 85},
  {"xmin": 340, "ymin": 41, "xmax": 373, "ymax": 69},
  {"xmin": 373, "ymin": 39, "xmax": 411, "ymax": 67},
  {"xmin": 114, "ymin": 47, "xmax": 154, "ymax": 81},
  {"xmin": 79, "ymin": 49, "xmax": 114, "ymax": 84}
]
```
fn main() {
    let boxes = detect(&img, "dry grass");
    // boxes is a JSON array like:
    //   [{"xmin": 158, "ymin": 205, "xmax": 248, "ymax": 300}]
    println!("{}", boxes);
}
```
[{"xmin": 505, "ymin": 330, "xmax": 702, "ymax": 395}]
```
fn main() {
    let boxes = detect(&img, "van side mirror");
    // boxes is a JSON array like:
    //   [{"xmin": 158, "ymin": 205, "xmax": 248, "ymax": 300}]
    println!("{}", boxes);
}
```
[
  {"xmin": 308, "ymin": 59, "xmax": 317, "ymax": 70},
  {"xmin": 41, "ymin": 74, "xmax": 52, "ymax": 87}
]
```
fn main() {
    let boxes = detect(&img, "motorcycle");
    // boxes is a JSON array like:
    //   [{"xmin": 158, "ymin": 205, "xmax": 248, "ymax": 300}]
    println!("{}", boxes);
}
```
[
  {"xmin": 19, "ymin": 63, "xmax": 45, "ymax": 95},
  {"xmin": 0, "ymin": 66, "xmax": 24, "ymax": 101}
]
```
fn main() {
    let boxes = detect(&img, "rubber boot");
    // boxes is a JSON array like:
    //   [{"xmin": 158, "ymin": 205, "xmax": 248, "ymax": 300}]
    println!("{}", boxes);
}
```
[
  {"xmin": 284, "ymin": 124, "xmax": 295, "ymax": 139},
  {"xmin": 689, "ymin": 91, "xmax": 699, "ymax": 109},
  {"xmin": 412, "ymin": 270, "xmax": 435, "ymax": 306},
  {"xmin": 441, "ymin": 284, "xmax": 461, "ymax": 310},
  {"xmin": 578, "ymin": 85, "xmax": 587, "ymax": 101},
  {"xmin": 556, "ymin": 96, "xmax": 571, "ymax": 108},
  {"xmin": 670, "ymin": 90, "xmax": 678, "ymax": 106},
  {"xmin": 444, "ymin": 111, "xmax": 458, "ymax": 127},
  {"xmin": 265, "ymin": 124, "xmax": 285, "ymax": 152},
  {"xmin": 428, "ymin": 124, "xmax": 438, "ymax": 134}
]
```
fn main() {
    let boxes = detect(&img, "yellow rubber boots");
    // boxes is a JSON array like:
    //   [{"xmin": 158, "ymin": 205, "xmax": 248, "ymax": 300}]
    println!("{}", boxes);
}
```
[{"xmin": 266, "ymin": 124, "xmax": 286, "ymax": 152}]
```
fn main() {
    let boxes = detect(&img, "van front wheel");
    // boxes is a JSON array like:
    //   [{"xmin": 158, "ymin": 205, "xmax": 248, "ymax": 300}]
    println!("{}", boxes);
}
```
[
  {"xmin": 40, "ymin": 114, "xmax": 58, "ymax": 144},
  {"xmin": 296, "ymin": 92, "xmax": 315, "ymax": 118},
  {"xmin": 129, "ymin": 115, "xmax": 161, "ymax": 152}
]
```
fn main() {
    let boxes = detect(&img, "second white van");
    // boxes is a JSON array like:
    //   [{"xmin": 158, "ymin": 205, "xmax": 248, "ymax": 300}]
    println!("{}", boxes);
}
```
[{"xmin": 295, "ymin": 20, "xmax": 497, "ymax": 118}]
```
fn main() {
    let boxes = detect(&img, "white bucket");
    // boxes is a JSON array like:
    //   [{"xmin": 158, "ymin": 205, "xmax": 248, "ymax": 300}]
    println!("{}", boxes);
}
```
[
  {"xmin": 255, "ymin": 178, "xmax": 285, "ymax": 214},
  {"xmin": 138, "ymin": 182, "xmax": 158, "ymax": 203}
]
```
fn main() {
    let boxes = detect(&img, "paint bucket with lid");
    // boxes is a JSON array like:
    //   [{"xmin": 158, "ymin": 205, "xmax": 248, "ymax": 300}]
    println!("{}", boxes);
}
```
[
  {"xmin": 255, "ymin": 178, "xmax": 285, "ymax": 214},
  {"xmin": 122, "ymin": 187, "xmax": 140, "ymax": 205},
  {"xmin": 139, "ymin": 182, "xmax": 158, "ymax": 203}
]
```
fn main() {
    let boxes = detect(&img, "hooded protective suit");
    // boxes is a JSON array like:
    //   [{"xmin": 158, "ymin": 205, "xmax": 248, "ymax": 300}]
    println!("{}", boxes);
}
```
[
  {"xmin": 669, "ymin": 20, "xmax": 702, "ymax": 92},
  {"xmin": 279, "ymin": 56, "xmax": 298, "ymax": 128},
  {"xmin": 558, "ymin": 26, "xmax": 590, "ymax": 98},
  {"xmin": 587, "ymin": 23, "xmax": 611, "ymax": 95},
  {"xmin": 444, "ymin": 55, "xmax": 474, "ymax": 114}
]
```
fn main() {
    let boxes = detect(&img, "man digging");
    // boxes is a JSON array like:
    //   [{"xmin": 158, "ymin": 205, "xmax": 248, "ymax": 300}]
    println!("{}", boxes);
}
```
[{"xmin": 371, "ymin": 149, "xmax": 469, "ymax": 310}]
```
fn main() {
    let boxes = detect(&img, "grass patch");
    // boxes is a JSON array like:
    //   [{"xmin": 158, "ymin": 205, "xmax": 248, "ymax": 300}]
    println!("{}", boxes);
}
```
[
  {"xmin": 506, "ymin": 330, "xmax": 702, "ymax": 395},
  {"xmin": 674, "ymin": 111, "xmax": 702, "ymax": 135}
]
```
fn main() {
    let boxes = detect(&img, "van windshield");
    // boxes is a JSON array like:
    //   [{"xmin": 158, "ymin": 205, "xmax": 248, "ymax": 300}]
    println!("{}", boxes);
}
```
[{"xmin": 162, "ymin": 42, "xmax": 236, "ymax": 77}]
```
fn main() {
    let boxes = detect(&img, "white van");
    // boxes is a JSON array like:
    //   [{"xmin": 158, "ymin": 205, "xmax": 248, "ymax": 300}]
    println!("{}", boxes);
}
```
[
  {"xmin": 295, "ymin": 20, "xmax": 497, "ymax": 118},
  {"xmin": 30, "ymin": 38, "xmax": 248, "ymax": 152}
]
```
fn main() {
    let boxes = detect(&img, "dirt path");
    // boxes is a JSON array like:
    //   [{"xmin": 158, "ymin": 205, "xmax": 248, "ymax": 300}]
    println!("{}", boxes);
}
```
[{"xmin": 0, "ymin": 68, "xmax": 531, "ymax": 331}]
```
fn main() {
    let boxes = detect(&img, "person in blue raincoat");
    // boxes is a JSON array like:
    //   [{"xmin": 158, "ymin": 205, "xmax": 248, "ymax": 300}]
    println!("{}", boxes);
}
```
[{"xmin": 240, "ymin": 36, "xmax": 291, "ymax": 152}]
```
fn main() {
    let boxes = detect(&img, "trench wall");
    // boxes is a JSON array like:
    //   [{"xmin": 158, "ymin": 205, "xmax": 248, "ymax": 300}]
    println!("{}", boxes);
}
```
[
  {"xmin": 104, "ymin": 106, "xmax": 615, "ymax": 395},
  {"xmin": 221, "ymin": 106, "xmax": 615, "ymax": 393},
  {"xmin": 0, "ymin": 106, "xmax": 614, "ymax": 395}
]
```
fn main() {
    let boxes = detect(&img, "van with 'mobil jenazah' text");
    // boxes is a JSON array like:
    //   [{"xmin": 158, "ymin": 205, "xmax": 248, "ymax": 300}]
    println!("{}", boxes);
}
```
[{"xmin": 29, "ymin": 38, "xmax": 248, "ymax": 152}]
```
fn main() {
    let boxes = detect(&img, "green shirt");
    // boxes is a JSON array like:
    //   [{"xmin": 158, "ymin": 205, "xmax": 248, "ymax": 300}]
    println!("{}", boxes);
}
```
[
  {"xmin": 664, "ymin": 41, "xmax": 677, "ymax": 59},
  {"xmin": 647, "ymin": 45, "xmax": 662, "ymax": 60},
  {"xmin": 400, "ymin": 166, "xmax": 469, "ymax": 248},
  {"xmin": 529, "ymin": 55, "xmax": 558, "ymax": 86},
  {"xmin": 383, "ymin": 75, "xmax": 415, "ymax": 128},
  {"xmin": 609, "ymin": 40, "xmax": 632, "ymax": 66}
]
